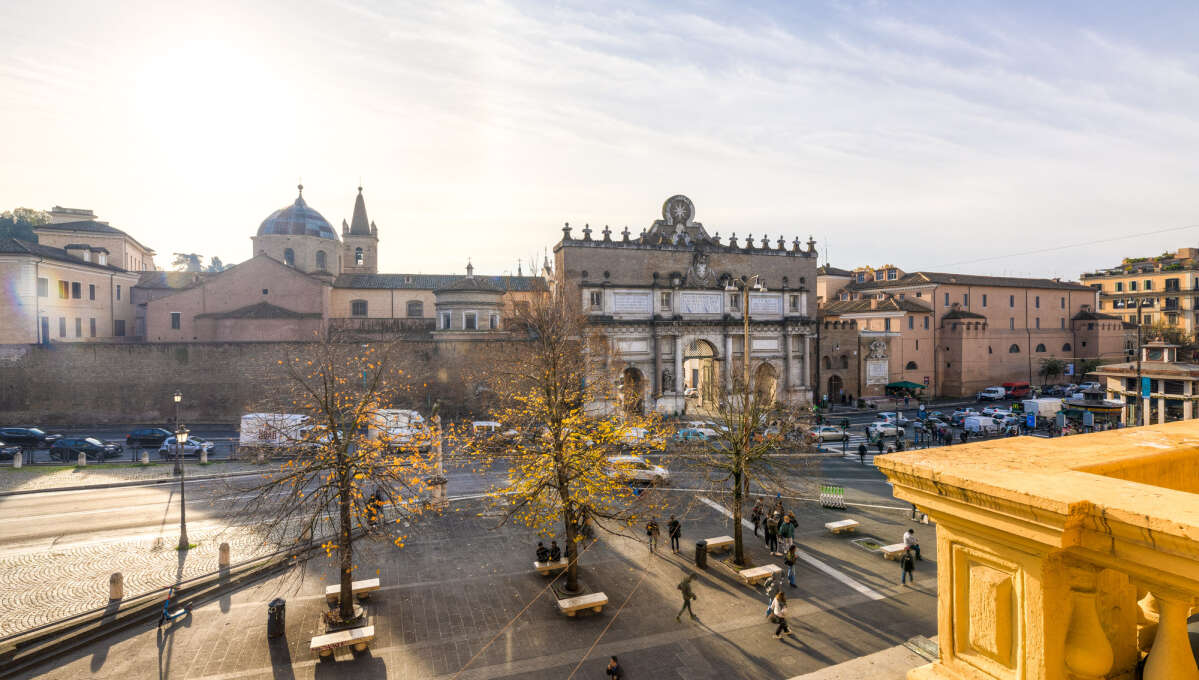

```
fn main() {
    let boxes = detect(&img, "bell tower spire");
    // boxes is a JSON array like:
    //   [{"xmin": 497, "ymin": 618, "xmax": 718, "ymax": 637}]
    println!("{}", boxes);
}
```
[{"xmin": 342, "ymin": 184, "xmax": 379, "ymax": 275}]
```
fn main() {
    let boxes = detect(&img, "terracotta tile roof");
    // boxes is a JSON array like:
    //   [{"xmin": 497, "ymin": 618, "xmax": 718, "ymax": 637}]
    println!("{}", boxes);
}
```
[
  {"xmin": 817, "ymin": 265, "xmax": 852, "ymax": 277},
  {"xmin": 941, "ymin": 308, "xmax": 987, "ymax": 320},
  {"xmin": 821, "ymin": 297, "xmax": 931, "ymax": 315},
  {"xmin": 848, "ymin": 271, "xmax": 1093, "ymax": 292},
  {"xmin": 0, "ymin": 237, "xmax": 129, "ymax": 273},
  {"xmin": 334, "ymin": 274, "xmax": 547, "ymax": 292},
  {"xmin": 135, "ymin": 271, "xmax": 209, "ymax": 290},
  {"xmin": 36, "ymin": 220, "xmax": 155, "ymax": 253}
]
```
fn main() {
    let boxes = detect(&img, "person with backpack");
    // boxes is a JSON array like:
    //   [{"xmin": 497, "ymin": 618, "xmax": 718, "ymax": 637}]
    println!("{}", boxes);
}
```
[
  {"xmin": 646, "ymin": 519, "xmax": 660, "ymax": 553},
  {"xmin": 769, "ymin": 591, "xmax": 791, "ymax": 638},
  {"xmin": 778, "ymin": 514, "xmax": 796, "ymax": 553},
  {"xmin": 750, "ymin": 499, "xmax": 764, "ymax": 537},
  {"xmin": 675, "ymin": 573, "xmax": 698, "ymax": 622},
  {"xmin": 668, "ymin": 515, "xmax": 682, "ymax": 554},
  {"xmin": 764, "ymin": 514, "xmax": 779, "ymax": 554},
  {"xmin": 783, "ymin": 545, "xmax": 798, "ymax": 587},
  {"xmin": 901, "ymin": 546, "xmax": 916, "ymax": 585}
]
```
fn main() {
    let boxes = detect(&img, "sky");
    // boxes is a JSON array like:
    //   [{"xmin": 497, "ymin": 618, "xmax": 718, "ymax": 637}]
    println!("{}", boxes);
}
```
[{"xmin": 2, "ymin": 0, "xmax": 1198, "ymax": 279}]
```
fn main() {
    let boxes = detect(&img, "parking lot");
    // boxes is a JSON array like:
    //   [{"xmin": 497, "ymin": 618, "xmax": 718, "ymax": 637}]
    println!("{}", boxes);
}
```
[{"xmin": 0, "ymin": 425, "xmax": 239, "ymax": 465}]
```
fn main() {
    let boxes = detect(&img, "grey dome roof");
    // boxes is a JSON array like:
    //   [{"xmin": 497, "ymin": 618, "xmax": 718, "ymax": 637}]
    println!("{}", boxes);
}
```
[{"xmin": 256, "ymin": 185, "xmax": 339, "ymax": 241}]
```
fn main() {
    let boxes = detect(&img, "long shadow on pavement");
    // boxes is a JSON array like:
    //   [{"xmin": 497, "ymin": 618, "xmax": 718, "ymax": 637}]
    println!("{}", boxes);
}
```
[
  {"xmin": 313, "ymin": 652, "xmax": 386, "ymax": 679},
  {"xmin": 267, "ymin": 636, "xmax": 297, "ymax": 680}
]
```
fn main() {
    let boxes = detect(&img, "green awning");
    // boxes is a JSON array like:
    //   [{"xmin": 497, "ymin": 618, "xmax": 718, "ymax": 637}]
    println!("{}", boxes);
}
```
[{"xmin": 886, "ymin": 381, "xmax": 926, "ymax": 390}]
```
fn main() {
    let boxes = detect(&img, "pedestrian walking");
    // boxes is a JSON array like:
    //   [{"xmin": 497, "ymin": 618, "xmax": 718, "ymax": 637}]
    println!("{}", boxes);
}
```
[
  {"xmin": 605, "ymin": 656, "xmax": 624, "ymax": 679},
  {"xmin": 769, "ymin": 591, "xmax": 791, "ymax": 638},
  {"xmin": 901, "ymin": 547, "xmax": 916, "ymax": 584},
  {"xmin": 876, "ymin": 439, "xmax": 884, "ymax": 456},
  {"xmin": 765, "ymin": 514, "xmax": 779, "ymax": 554},
  {"xmin": 646, "ymin": 519, "xmax": 660, "ymax": 553},
  {"xmin": 857, "ymin": 442, "xmax": 867, "ymax": 465},
  {"xmin": 904, "ymin": 395, "xmax": 910, "ymax": 408},
  {"xmin": 668, "ymin": 515, "xmax": 682, "ymax": 554},
  {"xmin": 903, "ymin": 528, "xmax": 922, "ymax": 560},
  {"xmin": 675, "ymin": 573, "xmax": 698, "ymax": 622},
  {"xmin": 783, "ymin": 545, "xmax": 798, "ymax": 587},
  {"xmin": 778, "ymin": 514, "xmax": 795, "ymax": 553},
  {"xmin": 751, "ymin": 499, "xmax": 764, "ymax": 537}
]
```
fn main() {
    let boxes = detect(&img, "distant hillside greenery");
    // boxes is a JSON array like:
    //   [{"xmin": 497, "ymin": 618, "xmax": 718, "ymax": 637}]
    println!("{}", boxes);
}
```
[{"xmin": 0, "ymin": 208, "xmax": 48, "ymax": 242}]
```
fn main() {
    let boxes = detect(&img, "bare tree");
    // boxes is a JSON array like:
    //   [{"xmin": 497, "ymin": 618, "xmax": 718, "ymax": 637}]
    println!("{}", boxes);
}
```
[
  {"xmin": 233, "ymin": 337, "xmax": 433, "ymax": 623},
  {"xmin": 456, "ymin": 287, "xmax": 667, "ymax": 593}
]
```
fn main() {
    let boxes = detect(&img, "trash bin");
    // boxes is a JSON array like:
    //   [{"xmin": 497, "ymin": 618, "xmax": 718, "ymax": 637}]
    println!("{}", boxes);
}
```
[
  {"xmin": 267, "ymin": 598, "xmax": 286, "ymax": 638},
  {"xmin": 694, "ymin": 540, "xmax": 708, "ymax": 569}
]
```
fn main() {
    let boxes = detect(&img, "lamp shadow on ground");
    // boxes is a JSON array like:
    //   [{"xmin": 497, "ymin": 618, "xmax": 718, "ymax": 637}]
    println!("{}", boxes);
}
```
[
  {"xmin": 88, "ymin": 598, "xmax": 122, "ymax": 673},
  {"xmin": 312, "ymin": 652, "xmax": 387, "ymax": 679},
  {"xmin": 219, "ymin": 565, "xmax": 231, "ymax": 613},
  {"xmin": 268, "ymin": 637, "xmax": 297, "ymax": 680}
]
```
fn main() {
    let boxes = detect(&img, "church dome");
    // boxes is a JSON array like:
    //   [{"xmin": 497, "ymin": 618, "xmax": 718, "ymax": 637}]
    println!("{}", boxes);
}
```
[{"xmin": 256, "ymin": 185, "xmax": 338, "ymax": 240}]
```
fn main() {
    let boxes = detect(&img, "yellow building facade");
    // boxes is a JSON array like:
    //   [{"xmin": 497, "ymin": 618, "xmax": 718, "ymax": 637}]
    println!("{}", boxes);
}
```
[
  {"xmin": 1081, "ymin": 248, "xmax": 1199, "ymax": 332},
  {"xmin": 877, "ymin": 421, "xmax": 1199, "ymax": 680}
]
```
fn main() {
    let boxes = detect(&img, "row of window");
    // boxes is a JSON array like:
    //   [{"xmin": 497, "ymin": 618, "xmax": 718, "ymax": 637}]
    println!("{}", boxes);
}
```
[
  {"xmin": 41, "ymin": 316, "xmax": 126, "ymax": 339},
  {"xmin": 349, "ymin": 300, "xmax": 424, "ymax": 317},
  {"xmin": 440, "ymin": 311, "xmax": 499, "ymax": 330},
  {"xmin": 281, "ymin": 248, "xmax": 367, "ymax": 269},
  {"xmin": 37, "ymin": 278, "xmax": 126, "ymax": 302},
  {"xmin": 940, "ymin": 292, "xmax": 1066, "ymax": 309},
  {"xmin": 1112, "ymin": 278, "xmax": 1185, "ymax": 292},
  {"xmin": 588, "ymin": 291, "xmax": 806, "ymax": 313}
]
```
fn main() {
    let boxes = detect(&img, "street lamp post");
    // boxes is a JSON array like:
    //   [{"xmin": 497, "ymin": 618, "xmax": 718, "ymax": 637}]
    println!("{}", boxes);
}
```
[
  {"xmin": 173, "ymin": 391, "xmax": 190, "ymax": 551},
  {"xmin": 725, "ymin": 275, "xmax": 766, "ymax": 397}
]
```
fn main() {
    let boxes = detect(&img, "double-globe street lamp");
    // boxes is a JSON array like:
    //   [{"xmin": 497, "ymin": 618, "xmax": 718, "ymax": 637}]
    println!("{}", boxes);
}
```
[{"xmin": 173, "ymin": 391, "xmax": 190, "ymax": 551}]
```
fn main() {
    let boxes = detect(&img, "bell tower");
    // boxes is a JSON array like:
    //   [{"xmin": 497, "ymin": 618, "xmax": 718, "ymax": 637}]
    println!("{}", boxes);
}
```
[{"xmin": 341, "ymin": 186, "xmax": 379, "ymax": 275}]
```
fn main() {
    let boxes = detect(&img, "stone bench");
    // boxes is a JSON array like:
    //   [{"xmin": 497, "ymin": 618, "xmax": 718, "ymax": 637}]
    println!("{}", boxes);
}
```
[
  {"xmin": 557, "ymin": 592, "xmax": 608, "ymax": 617},
  {"xmin": 704, "ymin": 535, "xmax": 734, "ymax": 552},
  {"xmin": 324, "ymin": 578, "xmax": 380, "ymax": 604},
  {"xmin": 825, "ymin": 519, "xmax": 860, "ymax": 534},
  {"xmin": 880, "ymin": 543, "xmax": 908, "ymax": 560},
  {"xmin": 534, "ymin": 558, "xmax": 568, "ymax": 575},
  {"xmin": 310, "ymin": 624, "xmax": 375, "ymax": 660},
  {"xmin": 738, "ymin": 564, "xmax": 782, "ymax": 585}
]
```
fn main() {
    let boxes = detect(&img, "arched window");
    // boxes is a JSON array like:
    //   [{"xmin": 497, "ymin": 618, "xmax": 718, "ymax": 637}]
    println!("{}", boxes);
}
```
[
  {"xmin": 988, "ymin": 346, "xmax": 993, "ymax": 354},
  {"xmin": 350, "ymin": 299, "xmax": 367, "ymax": 317},
  {"xmin": 283, "ymin": 248, "xmax": 295, "ymax": 267},
  {"xmin": 354, "ymin": 247, "xmax": 364, "ymax": 266},
  {"xmin": 1009, "ymin": 344, "xmax": 1021, "ymax": 353},
  {"xmin": 315, "ymin": 250, "xmax": 327, "ymax": 271},
  {"xmin": 1062, "ymin": 343, "xmax": 1072, "ymax": 352},
  {"xmin": 905, "ymin": 361, "xmax": 918, "ymax": 370},
  {"xmin": 1035, "ymin": 343, "xmax": 1046, "ymax": 352},
  {"xmin": 406, "ymin": 300, "xmax": 423, "ymax": 317},
  {"xmin": 822, "ymin": 356, "xmax": 831, "ymax": 370},
  {"xmin": 840, "ymin": 355, "xmax": 849, "ymax": 369}
]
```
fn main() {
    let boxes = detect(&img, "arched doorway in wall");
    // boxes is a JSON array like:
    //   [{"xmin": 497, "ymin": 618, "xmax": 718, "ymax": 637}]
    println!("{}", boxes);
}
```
[
  {"xmin": 827, "ymin": 374, "xmax": 844, "ymax": 402},
  {"xmin": 620, "ymin": 367, "xmax": 645, "ymax": 415},
  {"xmin": 754, "ymin": 362, "xmax": 778, "ymax": 405},
  {"xmin": 683, "ymin": 340, "xmax": 720, "ymax": 409}
]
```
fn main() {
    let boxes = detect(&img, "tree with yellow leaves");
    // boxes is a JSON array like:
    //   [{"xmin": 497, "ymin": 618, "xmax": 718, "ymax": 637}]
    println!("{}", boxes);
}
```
[
  {"xmin": 457, "ymin": 287, "xmax": 667, "ymax": 594},
  {"xmin": 235, "ymin": 336, "xmax": 434, "ymax": 624}
]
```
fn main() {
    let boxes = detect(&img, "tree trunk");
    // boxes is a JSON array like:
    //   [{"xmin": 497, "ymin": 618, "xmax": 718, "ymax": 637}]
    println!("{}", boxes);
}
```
[
  {"xmin": 338, "ymin": 465, "xmax": 354, "ymax": 621},
  {"xmin": 562, "ymin": 505, "xmax": 580, "ymax": 593},
  {"xmin": 732, "ymin": 459, "xmax": 745, "ymax": 566}
]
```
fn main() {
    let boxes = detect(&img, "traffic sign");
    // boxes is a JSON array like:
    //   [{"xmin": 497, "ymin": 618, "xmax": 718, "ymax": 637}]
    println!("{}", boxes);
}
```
[
  {"xmin": 1141, "ymin": 377, "xmax": 1151, "ymax": 399},
  {"xmin": 1026, "ymin": 414, "xmax": 1035, "ymax": 428}
]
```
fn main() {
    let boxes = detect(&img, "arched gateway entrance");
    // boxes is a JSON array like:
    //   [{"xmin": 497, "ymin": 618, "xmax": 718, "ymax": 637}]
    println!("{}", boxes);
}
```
[
  {"xmin": 755, "ymin": 362, "xmax": 778, "ymax": 405},
  {"xmin": 683, "ymin": 340, "xmax": 720, "ymax": 409},
  {"xmin": 620, "ymin": 367, "xmax": 645, "ymax": 414}
]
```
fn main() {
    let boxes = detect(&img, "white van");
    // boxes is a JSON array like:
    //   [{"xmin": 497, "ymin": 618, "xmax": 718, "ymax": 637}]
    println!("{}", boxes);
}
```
[
  {"xmin": 976, "ymin": 386, "xmax": 1006, "ymax": 401},
  {"xmin": 963, "ymin": 415, "xmax": 999, "ymax": 434},
  {"xmin": 239, "ymin": 413, "xmax": 311, "ymax": 454},
  {"xmin": 369, "ymin": 409, "xmax": 429, "ymax": 451}
]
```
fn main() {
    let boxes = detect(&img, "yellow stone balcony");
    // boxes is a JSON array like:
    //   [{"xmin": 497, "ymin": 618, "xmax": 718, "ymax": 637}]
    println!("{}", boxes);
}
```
[{"xmin": 876, "ymin": 420, "xmax": 1199, "ymax": 680}]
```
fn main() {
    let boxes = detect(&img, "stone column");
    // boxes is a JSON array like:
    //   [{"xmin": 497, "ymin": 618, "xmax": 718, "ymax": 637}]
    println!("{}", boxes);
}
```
[
  {"xmin": 651, "ymin": 328, "xmax": 661, "ymax": 396},
  {"xmin": 1158, "ymin": 392, "xmax": 1166, "ymax": 424},
  {"xmin": 1143, "ymin": 394, "xmax": 1151, "ymax": 427},
  {"xmin": 674, "ymin": 335, "xmax": 684, "ymax": 394},
  {"xmin": 1143, "ymin": 591, "xmax": 1199, "ymax": 680},
  {"xmin": 803, "ymin": 334, "xmax": 812, "ymax": 389},
  {"xmin": 724, "ymin": 333, "xmax": 734, "ymax": 394},
  {"xmin": 782, "ymin": 328, "xmax": 793, "ymax": 395}
]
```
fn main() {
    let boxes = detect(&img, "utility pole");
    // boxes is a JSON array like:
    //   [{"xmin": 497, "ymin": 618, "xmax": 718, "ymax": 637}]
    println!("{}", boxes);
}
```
[{"xmin": 1136, "ymin": 296, "xmax": 1145, "ymax": 427}]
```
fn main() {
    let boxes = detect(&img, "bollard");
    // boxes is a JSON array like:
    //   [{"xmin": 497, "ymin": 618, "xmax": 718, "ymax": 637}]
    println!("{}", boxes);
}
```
[
  {"xmin": 200, "ymin": 449, "xmax": 208, "ymax": 464},
  {"xmin": 219, "ymin": 542, "xmax": 230, "ymax": 568},
  {"xmin": 109, "ymin": 572, "xmax": 123, "ymax": 600},
  {"xmin": 78, "ymin": 451, "xmax": 87, "ymax": 467},
  {"xmin": 13, "ymin": 451, "xmax": 20, "ymax": 469},
  {"xmin": 141, "ymin": 451, "xmax": 150, "ymax": 465}
]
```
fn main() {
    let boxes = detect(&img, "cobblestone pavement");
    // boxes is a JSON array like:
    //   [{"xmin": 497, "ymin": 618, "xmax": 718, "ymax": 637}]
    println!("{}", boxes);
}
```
[
  {"xmin": 0, "ymin": 524, "xmax": 274, "ymax": 638},
  {"xmin": 0, "ymin": 461, "xmax": 266, "ymax": 494},
  {"xmin": 16, "ymin": 490, "xmax": 939, "ymax": 679}
]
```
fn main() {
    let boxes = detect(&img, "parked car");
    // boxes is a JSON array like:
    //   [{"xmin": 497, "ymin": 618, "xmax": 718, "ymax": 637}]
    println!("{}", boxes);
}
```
[
  {"xmin": 976, "ymin": 386, "xmax": 1006, "ymax": 401},
  {"xmin": 866, "ymin": 422, "xmax": 905, "ymax": 437},
  {"xmin": 606, "ymin": 455, "xmax": 670, "ymax": 485},
  {"xmin": 50, "ymin": 437, "xmax": 122, "ymax": 462},
  {"xmin": 1002, "ymin": 382, "xmax": 1031, "ymax": 399},
  {"xmin": 875, "ymin": 412, "xmax": 911, "ymax": 426},
  {"xmin": 950, "ymin": 409, "xmax": 979, "ymax": 427},
  {"xmin": 1077, "ymin": 381, "xmax": 1101, "ymax": 392},
  {"xmin": 807, "ymin": 425, "xmax": 848, "ymax": 443},
  {"xmin": 126, "ymin": 427, "xmax": 174, "ymax": 448},
  {"xmin": 0, "ymin": 440, "xmax": 19, "ymax": 461},
  {"xmin": 674, "ymin": 427, "xmax": 716, "ymax": 441},
  {"xmin": 158, "ymin": 436, "xmax": 215, "ymax": 459},
  {"xmin": 0, "ymin": 427, "xmax": 62, "ymax": 449}
]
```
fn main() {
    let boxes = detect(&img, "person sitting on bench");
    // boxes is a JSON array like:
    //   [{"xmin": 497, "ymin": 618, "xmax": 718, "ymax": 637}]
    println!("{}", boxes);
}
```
[
  {"xmin": 549, "ymin": 540, "xmax": 562, "ymax": 561},
  {"xmin": 903, "ymin": 528, "xmax": 922, "ymax": 560},
  {"xmin": 536, "ymin": 541, "xmax": 550, "ymax": 562}
]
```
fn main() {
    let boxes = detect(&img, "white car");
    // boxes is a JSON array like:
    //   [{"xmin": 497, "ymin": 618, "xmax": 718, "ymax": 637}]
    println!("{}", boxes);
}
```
[
  {"xmin": 606, "ymin": 455, "xmax": 670, "ymax": 485},
  {"xmin": 875, "ymin": 412, "xmax": 911, "ymax": 426},
  {"xmin": 1077, "ymin": 382, "xmax": 1101, "ymax": 392},
  {"xmin": 977, "ymin": 386, "xmax": 1006, "ymax": 401},
  {"xmin": 867, "ymin": 422, "xmax": 905, "ymax": 437},
  {"xmin": 807, "ymin": 425, "xmax": 848, "ymax": 442},
  {"xmin": 159, "ymin": 436, "xmax": 214, "ymax": 459}
]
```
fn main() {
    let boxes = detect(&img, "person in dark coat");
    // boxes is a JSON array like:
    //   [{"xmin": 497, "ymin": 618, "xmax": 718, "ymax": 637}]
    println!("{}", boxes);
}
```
[
  {"xmin": 676, "ymin": 574, "xmax": 698, "ymax": 621},
  {"xmin": 605, "ymin": 656, "xmax": 623, "ymax": 678},
  {"xmin": 751, "ymin": 499, "xmax": 764, "ymax": 537},
  {"xmin": 668, "ymin": 515, "xmax": 682, "ymax": 554},
  {"xmin": 549, "ymin": 541, "xmax": 561, "ymax": 561},
  {"xmin": 901, "ymin": 547, "xmax": 916, "ymax": 584},
  {"xmin": 858, "ymin": 442, "xmax": 867, "ymax": 464},
  {"xmin": 536, "ymin": 542, "xmax": 550, "ymax": 562},
  {"xmin": 764, "ymin": 514, "xmax": 779, "ymax": 554}
]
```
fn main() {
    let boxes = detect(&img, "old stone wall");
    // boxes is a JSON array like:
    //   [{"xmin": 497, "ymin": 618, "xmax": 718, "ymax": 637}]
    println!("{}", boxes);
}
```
[{"xmin": 0, "ymin": 339, "xmax": 492, "ymax": 425}]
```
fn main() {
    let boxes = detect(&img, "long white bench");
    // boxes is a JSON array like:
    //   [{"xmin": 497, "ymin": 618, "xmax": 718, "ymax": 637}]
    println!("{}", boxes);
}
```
[
  {"xmin": 324, "ymin": 578, "xmax": 381, "ymax": 604},
  {"xmin": 704, "ymin": 535, "xmax": 734, "ymax": 553},
  {"xmin": 534, "ymin": 558, "xmax": 568, "ymax": 575},
  {"xmin": 557, "ymin": 592, "xmax": 608, "ymax": 616},
  {"xmin": 310, "ymin": 624, "xmax": 375, "ymax": 659},
  {"xmin": 825, "ymin": 519, "xmax": 860, "ymax": 534},
  {"xmin": 738, "ymin": 564, "xmax": 782, "ymax": 585},
  {"xmin": 880, "ymin": 543, "xmax": 908, "ymax": 560}
]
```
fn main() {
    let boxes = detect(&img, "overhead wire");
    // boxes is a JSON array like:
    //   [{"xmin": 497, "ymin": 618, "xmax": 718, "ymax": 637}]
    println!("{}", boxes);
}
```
[{"xmin": 928, "ymin": 223, "xmax": 1199, "ymax": 269}]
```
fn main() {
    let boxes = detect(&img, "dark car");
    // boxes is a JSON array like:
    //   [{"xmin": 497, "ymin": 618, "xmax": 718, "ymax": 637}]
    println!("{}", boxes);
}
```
[
  {"xmin": 0, "ymin": 441, "xmax": 19, "ymax": 461},
  {"xmin": 126, "ymin": 428, "xmax": 173, "ymax": 448},
  {"xmin": 50, "ymin": 437, "xmax": 123, "ymax": 462},
  {"xmin": 0, "ymin": 427, "xmax": 61, "ymax": 449}
]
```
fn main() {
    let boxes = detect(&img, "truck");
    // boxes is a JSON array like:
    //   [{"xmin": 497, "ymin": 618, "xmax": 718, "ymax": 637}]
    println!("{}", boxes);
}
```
[
  {"xmin": 238, "ymin": 413, "xmax": 312, "ymax": 454},
  {"xmin": 368, "ymin": 409, "xmax": 430, "ymax": 452},
  {"xmin": 1022, "ymin": 398, "xmax": 1063, "ymax": 419}
]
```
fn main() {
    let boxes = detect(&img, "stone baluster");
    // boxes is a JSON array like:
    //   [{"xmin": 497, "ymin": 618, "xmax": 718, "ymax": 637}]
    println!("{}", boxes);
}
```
[
  {"xmin": 1143, "ymin": 591, "xmax": 1199, "ymax": 680},
  {"xmin": 1137, "ymin": 588, "xmax": 1159, "ymax": 652},
  {"xmin": 1063, "ymin": 589, "xmax": 1113, "ymax": 680}
]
